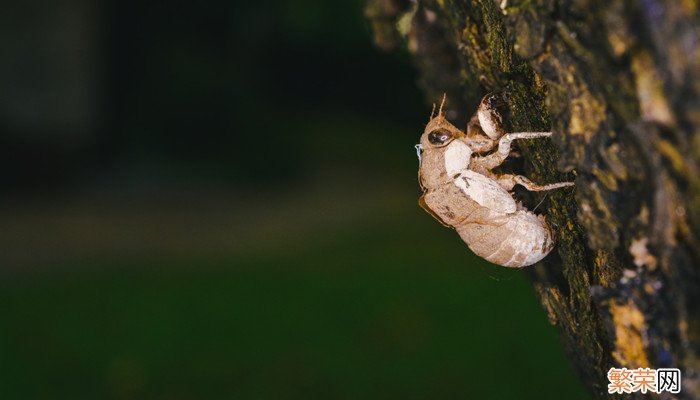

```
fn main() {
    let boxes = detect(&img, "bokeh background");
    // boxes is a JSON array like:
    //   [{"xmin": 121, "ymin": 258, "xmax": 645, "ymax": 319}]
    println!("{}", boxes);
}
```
[{"xmin": 0, "ymin": 0, "xmax": 589, "ymax": 398}]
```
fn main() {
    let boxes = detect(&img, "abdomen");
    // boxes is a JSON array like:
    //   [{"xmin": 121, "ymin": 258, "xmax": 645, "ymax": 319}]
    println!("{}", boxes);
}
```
[{"xmin": 456, "ymin": 210, "xmax": 554, "ymax": 268}]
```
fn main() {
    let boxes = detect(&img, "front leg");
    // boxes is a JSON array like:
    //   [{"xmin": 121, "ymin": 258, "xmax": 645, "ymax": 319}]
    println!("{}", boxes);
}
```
[
  {"xmin": 496, "ymin": 174, "xmax": 575, "ymax": 191},
  {"xmin": 464, "ymin": 112, "xmax": 499, "ymax": 153},
  {"xmin": 477, "ymin": 93, "xmax": 506, "ymax": 140},
  {"xmin": 471, "ymin": 131, "xmax": 552, "ymax": 170}
]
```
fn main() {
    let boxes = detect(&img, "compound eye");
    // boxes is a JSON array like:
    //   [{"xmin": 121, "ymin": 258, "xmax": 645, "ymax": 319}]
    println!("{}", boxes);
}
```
[{"xmin": 428, "ymin": 129, "xmax": 453, "ymax": 145}]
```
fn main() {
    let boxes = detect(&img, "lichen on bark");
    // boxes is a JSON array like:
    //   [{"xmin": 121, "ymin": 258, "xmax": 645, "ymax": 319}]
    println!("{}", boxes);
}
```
[{"xmin": 366, "ymin": 0, "xmax": 700, "ymax": 398}]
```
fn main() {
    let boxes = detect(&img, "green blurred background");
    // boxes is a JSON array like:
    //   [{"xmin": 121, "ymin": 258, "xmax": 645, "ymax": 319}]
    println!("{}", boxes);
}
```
[{"xmin": 0, "ymin": 0, "xmax": 589, "ymax": 398}]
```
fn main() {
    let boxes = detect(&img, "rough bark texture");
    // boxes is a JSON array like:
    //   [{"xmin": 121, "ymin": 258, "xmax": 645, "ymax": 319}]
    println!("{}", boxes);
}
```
[{"xmin": 366, "ymin": 0, "xmax": 700, "ymax": 398}]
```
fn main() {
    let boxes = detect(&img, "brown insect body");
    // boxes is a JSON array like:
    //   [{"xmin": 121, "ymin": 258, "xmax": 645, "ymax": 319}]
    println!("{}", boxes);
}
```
[{"xmin": 416, "ymin": 94, "xmax": 574, "ymax": 268}]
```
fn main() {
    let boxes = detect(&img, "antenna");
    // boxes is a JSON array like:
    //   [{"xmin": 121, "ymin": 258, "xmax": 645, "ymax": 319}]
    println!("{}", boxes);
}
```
[{"xmin": 438, "ymin": 93, "xmax": 447, "ymax": 116}]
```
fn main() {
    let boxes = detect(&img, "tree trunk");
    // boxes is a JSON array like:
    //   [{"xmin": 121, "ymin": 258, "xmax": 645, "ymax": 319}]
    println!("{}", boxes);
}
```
[{"xmin": 366, "ymin": 0, "xmax": 700, "ymax": 398}]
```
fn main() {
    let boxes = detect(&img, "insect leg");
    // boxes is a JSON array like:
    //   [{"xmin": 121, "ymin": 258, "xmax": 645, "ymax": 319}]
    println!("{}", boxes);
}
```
[
  {"xmin": 477, "ymin": 93, "xmax": 506, "ymax": 140},
  {"xmin": 496, "ymin": 174, "xmax": 575, "ymax": 192},
  {"xmin": 470, "ymin": 131, "xmax": 551, "ymax": 170}
]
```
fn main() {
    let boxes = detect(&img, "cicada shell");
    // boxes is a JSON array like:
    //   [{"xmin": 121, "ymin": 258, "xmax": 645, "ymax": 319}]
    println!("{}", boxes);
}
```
[{"xmin": 416, "ymin": 94, "xmax": 573, "ymax": 268}]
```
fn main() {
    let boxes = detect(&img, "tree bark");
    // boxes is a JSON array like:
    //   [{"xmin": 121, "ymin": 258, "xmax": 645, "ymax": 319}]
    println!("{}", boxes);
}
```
[{"xmin": 366, "ymin": 0, "xmax": 700, "ymax": 398}]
